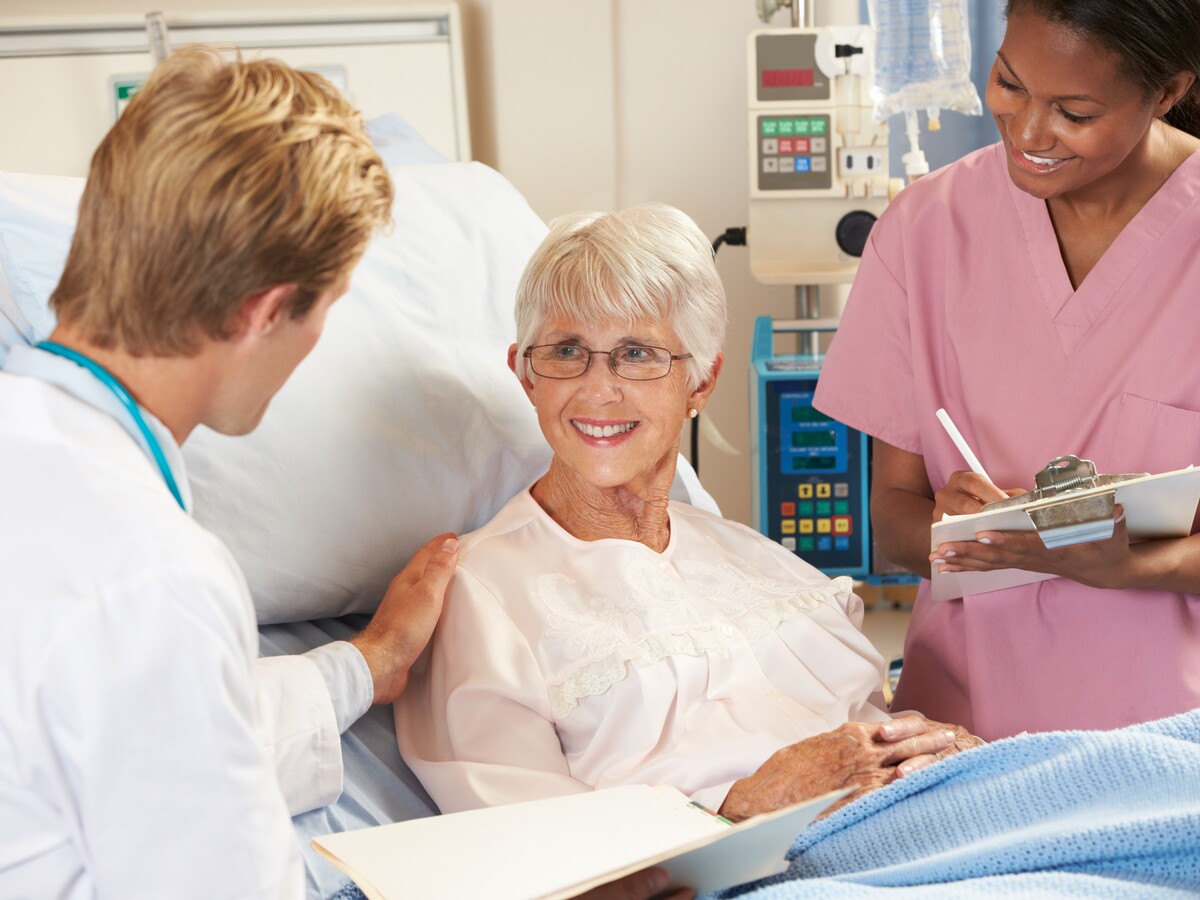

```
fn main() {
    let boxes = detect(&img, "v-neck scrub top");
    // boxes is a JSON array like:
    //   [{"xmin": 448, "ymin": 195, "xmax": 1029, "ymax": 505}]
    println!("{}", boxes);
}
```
[{"xmin": 814, "ymin": 142, "xmax": 1200, "ymax": 741}]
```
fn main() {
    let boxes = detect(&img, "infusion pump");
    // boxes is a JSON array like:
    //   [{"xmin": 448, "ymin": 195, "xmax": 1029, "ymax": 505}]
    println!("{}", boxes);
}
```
[{"xmin": 747, "ymin": 26, "xmax": 898, "ymax": 284}]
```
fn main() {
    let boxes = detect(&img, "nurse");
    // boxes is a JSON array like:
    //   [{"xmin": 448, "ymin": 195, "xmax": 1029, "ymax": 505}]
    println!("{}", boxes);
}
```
[{"xmin": 814, "ymin": 0, "xmax": 1200, "ymax": 741}]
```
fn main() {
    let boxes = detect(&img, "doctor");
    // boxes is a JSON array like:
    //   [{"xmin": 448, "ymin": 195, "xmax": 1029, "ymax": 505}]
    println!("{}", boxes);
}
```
[{"xmin": 0, "ymin": 46, "xmax": 454, "ymax": 896}]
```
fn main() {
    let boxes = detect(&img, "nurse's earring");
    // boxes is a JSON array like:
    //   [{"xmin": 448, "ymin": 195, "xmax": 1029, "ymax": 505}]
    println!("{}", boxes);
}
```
[{"xmin": 688, "ymin": 408, "xmax": 698, "ymax": 419}]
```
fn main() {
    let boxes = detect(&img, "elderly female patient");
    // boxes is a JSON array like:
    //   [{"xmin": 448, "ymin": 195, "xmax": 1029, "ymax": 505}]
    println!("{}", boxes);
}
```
[{"xmin": 396, "ymin": 203, "xmax": 979, "ymax": 820}]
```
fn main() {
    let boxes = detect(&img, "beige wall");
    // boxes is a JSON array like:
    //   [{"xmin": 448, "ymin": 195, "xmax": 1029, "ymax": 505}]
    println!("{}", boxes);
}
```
[{"xmin": 2, "ymin": 0, "xmax": 822, "ymax": 525}]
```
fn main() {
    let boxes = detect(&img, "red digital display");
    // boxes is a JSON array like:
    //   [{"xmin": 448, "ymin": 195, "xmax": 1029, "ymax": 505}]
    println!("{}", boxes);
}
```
[{"xmin": 762, "ymin": 68, "xmax": 814, "ymax": 89}]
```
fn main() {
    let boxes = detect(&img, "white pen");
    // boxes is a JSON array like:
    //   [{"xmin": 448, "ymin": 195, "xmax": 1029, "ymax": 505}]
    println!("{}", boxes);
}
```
[{"xmin": 935, "ymin": 408, "xmax": 993, "ymax": 483}]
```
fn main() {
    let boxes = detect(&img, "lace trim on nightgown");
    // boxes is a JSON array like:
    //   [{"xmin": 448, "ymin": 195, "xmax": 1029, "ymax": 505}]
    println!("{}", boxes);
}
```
[{"xmin": 537, "ymin": 556, "xmax": 855, "ymax": 718}]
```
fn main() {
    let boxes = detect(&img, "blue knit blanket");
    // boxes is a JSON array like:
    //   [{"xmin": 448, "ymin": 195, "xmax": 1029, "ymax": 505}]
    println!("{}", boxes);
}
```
[
  {"xmin": 327, "ymin": 711, "xmax": 1200, "ymax": 899},
  {"xmin": 716, "ymin": 709, "xmax": 1200, "ymax": 898}
]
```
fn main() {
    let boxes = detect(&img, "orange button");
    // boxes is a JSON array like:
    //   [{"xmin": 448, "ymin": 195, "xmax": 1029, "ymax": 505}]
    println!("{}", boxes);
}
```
[{"xmin": 780, "ymin": 502, "xmax": 796, "ymax": 516}]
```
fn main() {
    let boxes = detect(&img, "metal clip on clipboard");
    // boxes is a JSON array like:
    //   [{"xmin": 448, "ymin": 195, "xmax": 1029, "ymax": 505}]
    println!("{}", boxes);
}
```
[{"xmin": 978, "ymin": 455, "xmax": 1147, "ymax": 549}]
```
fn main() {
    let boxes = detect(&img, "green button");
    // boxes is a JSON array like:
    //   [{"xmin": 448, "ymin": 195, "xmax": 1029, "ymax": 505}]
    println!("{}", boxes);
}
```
[
  {"xmin": 799, "ymin": 537, "xmax": 815, "ymax": 552},
  {"xmin": 762, "ymin": 119, "xmax": 779, "ymax": 136},
  {"xmin": 778, "ymin": 119, "xmax": 795, "ymax": 135},
  {"xmin": 834, "ymin": 500, "xmax": 850, "ymax": 515},
  {"xmin": 816, "ymin": 501, "xmax": 831, "ymax": 516},
  {"xmin": 794, "ymin": 119, "xmax": 810, "ymax": 135},
  {"xmin": 811, "ymin": 118, "xmax": 827, "ymax": 134},
  {"xmin": 798, "ymin": 501, "xmax": 814, "ymax": 516}
]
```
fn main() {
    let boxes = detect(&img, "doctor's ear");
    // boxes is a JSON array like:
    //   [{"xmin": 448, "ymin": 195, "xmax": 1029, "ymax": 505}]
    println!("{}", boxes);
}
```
[{"xmin": 230, "ymin": 284, "xmax": 299, "ymax": 339}]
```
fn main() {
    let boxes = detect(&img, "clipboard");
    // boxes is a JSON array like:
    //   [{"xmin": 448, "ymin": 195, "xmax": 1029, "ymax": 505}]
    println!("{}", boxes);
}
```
[{"xmin": 930, "ymin": 458, "xmax": 1200, "ymax": 601}]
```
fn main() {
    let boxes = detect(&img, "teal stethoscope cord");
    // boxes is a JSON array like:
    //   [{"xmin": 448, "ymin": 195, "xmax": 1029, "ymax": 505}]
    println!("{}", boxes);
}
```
[{"xmin": 35, "ymin": 340, "xmax": 187, "ymax": 511}]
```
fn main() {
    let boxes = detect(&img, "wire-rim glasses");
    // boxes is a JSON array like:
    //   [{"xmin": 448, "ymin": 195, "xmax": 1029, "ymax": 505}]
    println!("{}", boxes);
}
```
[{"xmin": 523, "ymin": 343, "xmax": 692, "ymax": 381}]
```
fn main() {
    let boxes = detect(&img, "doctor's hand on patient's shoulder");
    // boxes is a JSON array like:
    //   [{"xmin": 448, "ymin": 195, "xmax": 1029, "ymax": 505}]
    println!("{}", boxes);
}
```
[
  {"xmin": 717, "ymin": 716, "xmax": 960, "ymax": 823},
  {"xmin": 350, "ymin": 532, "xmax": 460, "ymax": 705}
]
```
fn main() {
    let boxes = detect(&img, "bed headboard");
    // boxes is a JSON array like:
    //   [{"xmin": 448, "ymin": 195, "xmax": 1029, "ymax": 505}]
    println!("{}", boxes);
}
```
[{"xmin": 0, "ymin": 4, "xmax": 471, "ymax": 176}]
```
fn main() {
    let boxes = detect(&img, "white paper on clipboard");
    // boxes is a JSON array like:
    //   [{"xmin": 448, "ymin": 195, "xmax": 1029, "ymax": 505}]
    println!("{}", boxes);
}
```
[{"xmin": 930, "ymin": 465, "xmax": 1200, "ymax": 601}]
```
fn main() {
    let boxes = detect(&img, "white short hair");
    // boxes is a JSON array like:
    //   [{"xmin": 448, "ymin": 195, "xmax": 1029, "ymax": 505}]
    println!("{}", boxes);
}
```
[{"xmin": 514, "ymin": 202, "xmax": 727, "ymax": 390}]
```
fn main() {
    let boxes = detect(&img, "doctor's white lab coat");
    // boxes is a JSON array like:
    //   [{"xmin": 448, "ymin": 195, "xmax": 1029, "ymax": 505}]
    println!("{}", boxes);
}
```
[{"xmin": 0, "ymin": 356, "xmax": 352, "ymax": 897}]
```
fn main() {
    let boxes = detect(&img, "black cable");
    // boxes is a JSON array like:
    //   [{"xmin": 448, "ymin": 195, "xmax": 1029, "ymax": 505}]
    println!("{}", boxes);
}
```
[
  {"xmin": 711, "ymin": 226, "xmax": 747, "ymax": 254},
  {"xmin": 690, "ymin": 415, "xmax": 699, "ymax": 476},
  {"xmin": 689, "ymin": 226, "xmax": 748, "ymax": 476}
]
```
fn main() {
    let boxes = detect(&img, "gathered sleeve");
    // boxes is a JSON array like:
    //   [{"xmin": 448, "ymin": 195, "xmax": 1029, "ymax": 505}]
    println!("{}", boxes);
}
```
[{"xmin": 396, "ymin": 568, "xmax": 593, "ymax": 813}]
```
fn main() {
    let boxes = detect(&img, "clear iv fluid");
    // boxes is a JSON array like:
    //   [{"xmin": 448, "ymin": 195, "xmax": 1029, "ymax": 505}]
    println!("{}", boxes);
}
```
[{"xmin": 869, "ymin": 0, "xmax": 982, "ymax": 120}]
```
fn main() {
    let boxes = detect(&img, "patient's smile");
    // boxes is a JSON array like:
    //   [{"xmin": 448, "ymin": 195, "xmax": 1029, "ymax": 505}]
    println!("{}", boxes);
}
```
[{"xmin": 572, "ymin": 419, "xmax": 638, "ymax": 439}]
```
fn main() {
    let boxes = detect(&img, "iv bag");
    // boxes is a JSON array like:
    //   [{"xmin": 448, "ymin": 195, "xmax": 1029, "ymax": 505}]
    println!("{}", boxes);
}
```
[{"xmin": 868, "ymin": 0, "xmax": 982, "ymax": 123}]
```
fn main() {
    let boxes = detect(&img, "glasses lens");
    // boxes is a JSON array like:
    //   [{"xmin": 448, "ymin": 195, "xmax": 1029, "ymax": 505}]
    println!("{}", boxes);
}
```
[
  {"xmin": 530, "ymin": 344, "xmax": 590, "ymax": 377},
  {"xmin": 611, "ymin": 345, "xmax": 671, "ymax": 380}
]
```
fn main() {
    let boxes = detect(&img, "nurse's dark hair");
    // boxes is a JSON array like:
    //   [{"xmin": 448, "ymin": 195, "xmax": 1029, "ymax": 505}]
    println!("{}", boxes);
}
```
[
  {"xmin": 50, "ymin": 46, "xmax": 393, "ymax": 356},
  {"xmin": 1005, "ymin": 0, "xmax": 1200, "ymax": 137}
]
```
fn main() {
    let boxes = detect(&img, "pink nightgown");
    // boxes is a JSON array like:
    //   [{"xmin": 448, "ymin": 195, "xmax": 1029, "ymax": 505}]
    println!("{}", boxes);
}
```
[{"xmin": 814, "ymin": 142, "xmax": 1200, "ymax": 740}]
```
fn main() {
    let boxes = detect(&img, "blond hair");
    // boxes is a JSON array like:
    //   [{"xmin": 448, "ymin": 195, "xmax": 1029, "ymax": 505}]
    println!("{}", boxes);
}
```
[{"xmin": 51, "ymin": 46, "xmax": 393, "ymax": 356}]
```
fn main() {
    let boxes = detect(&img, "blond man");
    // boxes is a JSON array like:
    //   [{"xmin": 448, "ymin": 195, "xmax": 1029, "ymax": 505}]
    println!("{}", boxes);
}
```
[{"xmin": 0, "ymin": 47, "xmax": 459, "ymax": 895}]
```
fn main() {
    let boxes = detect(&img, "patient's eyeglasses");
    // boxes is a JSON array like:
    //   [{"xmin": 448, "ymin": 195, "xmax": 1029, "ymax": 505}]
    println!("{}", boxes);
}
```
[{"xmin": 523, "ymin": 343, "xmax": 692, "ymax": 381}]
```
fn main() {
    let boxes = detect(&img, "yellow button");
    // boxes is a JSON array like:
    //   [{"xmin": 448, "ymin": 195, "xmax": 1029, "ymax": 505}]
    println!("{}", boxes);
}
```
[
  {"xmin": 798, "ymin": 484, "xmax": 813, "ymax": 499},
  {"xmin": 799, "ymin": 519, "xmax": 814, "ymax": 534},
  {"xmin": 817, "ymin": 518, "xmax": 832, "ymax": 533},
  {"xmin": 833, "ymin": 517, "xmax": 850, "ymax": 534},
  {"xmin": 816, "ymin": 483, "xmax": 831, "ymax": 498},
  {"xmin": 781, "ymin": 519, "xmax": 796, "ymax": 534}
]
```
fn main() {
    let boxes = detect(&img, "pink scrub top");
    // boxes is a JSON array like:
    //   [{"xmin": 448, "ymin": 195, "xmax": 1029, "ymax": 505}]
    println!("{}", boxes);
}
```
[{"xmin": 814, "ymin": 142, "xmax": 1200, "ymax": 740}]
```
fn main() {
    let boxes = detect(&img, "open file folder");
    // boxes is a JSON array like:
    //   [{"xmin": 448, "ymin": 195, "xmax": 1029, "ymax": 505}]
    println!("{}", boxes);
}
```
[
  {"xmin": 312, "ymin": 783, "xmax": 847, "ymax": 900},
  {"xmin": 930, "ymin": 465, "xmax": 1200, "ymax": 601}
]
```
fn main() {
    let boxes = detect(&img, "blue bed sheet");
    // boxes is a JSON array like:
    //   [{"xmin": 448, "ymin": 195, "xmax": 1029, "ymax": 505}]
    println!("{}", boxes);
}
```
[{"xmin": 259, "ymin": 616, "xmax": 439, "ymax": 900}]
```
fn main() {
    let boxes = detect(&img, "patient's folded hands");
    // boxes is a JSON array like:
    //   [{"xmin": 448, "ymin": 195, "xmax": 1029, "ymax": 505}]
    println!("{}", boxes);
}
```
[
  {"xmin": 717, "ymin": 715, "xmax": 981, "ymax": 822},
  {"xmin": 893, "ymin": 717, "xmax": 985, "ymax": 778}
]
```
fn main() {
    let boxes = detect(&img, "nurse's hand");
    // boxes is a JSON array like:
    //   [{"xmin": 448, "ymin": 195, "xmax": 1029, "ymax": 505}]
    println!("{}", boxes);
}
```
[
  {"xmin": 931, "ymin": 469, "xmax": 1019, "ymax": 520},
  {"xmin": 351, "ymin": 532, "xmax": 460, "ymax": 705},
  {"xmin": 717, "ymin": 716, "xmax": 958, "ymax": 822},
  {"xmin": 931, "ymin": 505, "xmax": 1134, "ymax": 589}
]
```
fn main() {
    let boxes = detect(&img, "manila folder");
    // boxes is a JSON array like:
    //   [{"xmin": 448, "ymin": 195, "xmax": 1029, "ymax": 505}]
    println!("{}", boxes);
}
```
[{"xmin": 311, "ymin": 783, "xmax": 846, "ymax": 900}]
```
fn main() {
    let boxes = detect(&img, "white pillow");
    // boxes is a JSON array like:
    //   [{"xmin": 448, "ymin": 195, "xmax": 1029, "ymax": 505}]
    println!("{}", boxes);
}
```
[
  {"xmin": 0, "ymin": 171, "xmax": 75, "ymax": 359},
  {"xmin": 0, "ymin": 128, "xmax": 718, "ymax": 624}
]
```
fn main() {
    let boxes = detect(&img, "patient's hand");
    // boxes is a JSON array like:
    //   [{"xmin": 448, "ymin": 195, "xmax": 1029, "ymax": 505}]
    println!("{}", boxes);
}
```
[
  {"xmin": 351, "ymin": 532, "xmax": 459, "ymax": 705},
  {"xmin": 575, "ymin": 867, "xmax": 694, "ymax": 900},
  {"xmin": 892, "ymin": 717, "xmax": 985, "ymax": 778},
  {"xmin": 717, "ymin": 716, "xmax": 959, "ymax": 822}
]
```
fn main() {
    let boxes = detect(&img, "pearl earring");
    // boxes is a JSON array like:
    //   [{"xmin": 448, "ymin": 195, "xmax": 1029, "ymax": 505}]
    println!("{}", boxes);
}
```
[{"xmin": 688, "ymin": 408, "xmax": 698, "ymax": 419}]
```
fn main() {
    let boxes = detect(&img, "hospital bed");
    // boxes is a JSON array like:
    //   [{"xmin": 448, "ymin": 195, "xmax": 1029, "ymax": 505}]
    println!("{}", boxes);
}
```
[
  {"xmin": 0, "ymin": 114, "xmax": 717, "ymax": 899},
  {"xmin": 5, "ymin": 121, "xmax": 1199, "ymax": 900}
]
